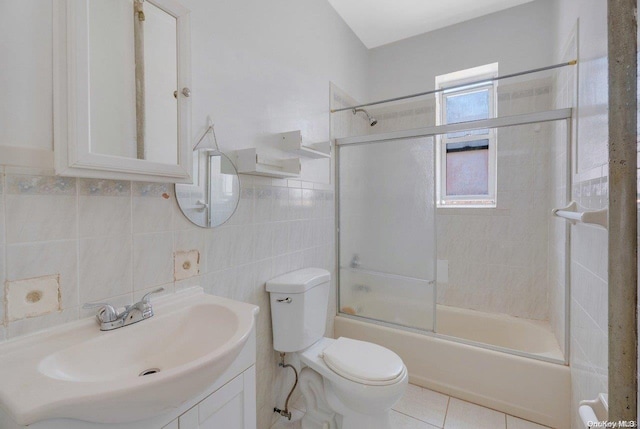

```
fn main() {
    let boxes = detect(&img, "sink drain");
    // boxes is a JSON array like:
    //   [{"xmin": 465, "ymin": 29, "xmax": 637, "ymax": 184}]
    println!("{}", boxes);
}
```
[{"xmin": 139, "ymin": 368, "xmax": 161, "ymax": 377}]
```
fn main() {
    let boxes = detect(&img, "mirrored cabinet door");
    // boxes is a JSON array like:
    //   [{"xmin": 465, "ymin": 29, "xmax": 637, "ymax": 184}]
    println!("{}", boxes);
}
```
[{"xmin": 53, "ymin": 0, "xmax": 192, "ymax": 183}]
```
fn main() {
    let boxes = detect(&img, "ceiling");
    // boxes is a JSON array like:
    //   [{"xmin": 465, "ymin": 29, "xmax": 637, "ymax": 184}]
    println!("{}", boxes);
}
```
[{"xmin": 327, "ymin": 0, "xmax": 536, "ymax": 49}]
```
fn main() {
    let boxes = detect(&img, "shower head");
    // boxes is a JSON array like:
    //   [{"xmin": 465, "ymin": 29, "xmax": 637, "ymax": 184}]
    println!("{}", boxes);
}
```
[{"xmin": 352, "ymin": 108, "xmax": 378, "ymax": 127}]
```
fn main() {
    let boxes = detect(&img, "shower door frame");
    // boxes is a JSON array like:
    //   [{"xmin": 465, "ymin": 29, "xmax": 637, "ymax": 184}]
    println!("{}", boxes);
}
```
[
  {"xmin": 334, "ymin": 108, "xmax": 573, "ymax": 366},
  {"xmin": 334, "ymin": 134, "xmax": 439, "ymax": 333}
]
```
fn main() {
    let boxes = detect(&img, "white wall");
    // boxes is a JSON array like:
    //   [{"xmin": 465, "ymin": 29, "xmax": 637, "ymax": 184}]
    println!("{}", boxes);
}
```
[
  {"xmin": 0, "ymin": 1, "xmax": 369, "ymax": 429},
  {"xmin": 367, "ymin": 0, "xmax": 555, "ymax": 102},
  {"xmin": 0, "ymin": 2, "xmax": 53, "ymax": 152},
  {"xmin": 184, "ymin": 0, "xmax": 369, "ymax": 184}
]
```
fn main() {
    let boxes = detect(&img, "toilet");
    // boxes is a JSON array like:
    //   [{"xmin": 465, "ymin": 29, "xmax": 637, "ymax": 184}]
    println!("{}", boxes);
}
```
[{"xmin": 266, "ymin": 268, "xmax": 408, "ymax": 429}]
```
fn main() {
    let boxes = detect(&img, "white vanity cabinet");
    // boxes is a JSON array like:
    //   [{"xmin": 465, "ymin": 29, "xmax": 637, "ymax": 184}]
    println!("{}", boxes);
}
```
[{"xmin": 169, "ymin": 367, "xmax": 256, "ymax": 429}]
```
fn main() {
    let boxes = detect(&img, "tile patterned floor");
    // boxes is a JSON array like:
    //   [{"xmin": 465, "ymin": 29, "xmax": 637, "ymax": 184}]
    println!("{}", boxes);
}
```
[{"xmin": 273, "ymin": 383, "xmax": 552, "ymax": 429}]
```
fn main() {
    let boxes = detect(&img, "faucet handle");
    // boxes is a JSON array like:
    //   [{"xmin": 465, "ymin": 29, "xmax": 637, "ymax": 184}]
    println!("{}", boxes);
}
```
[
  {"xmin": 141, "ymin": 287, "xmax": 165, "ymax": 304},
  {"xmin": 83, "ymin": 302, "xmax": 118, "ymax": 322}
]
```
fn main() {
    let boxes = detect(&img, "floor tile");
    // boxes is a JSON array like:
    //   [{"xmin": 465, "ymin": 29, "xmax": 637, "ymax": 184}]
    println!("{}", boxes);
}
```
[
  {"xmin": 393, "ymin": 384, "xmax": 450, "ymax": 427},
  {"xmin": 506, "ymin": 415, "xmax": 550, "ymax": 429},
  {"xmin": 391, "ymin": 410, "xmax": 440, "ymax": 429},
  {"xmin": 443, "ymin": 398, "xmax": 506, "ymax": 429}
]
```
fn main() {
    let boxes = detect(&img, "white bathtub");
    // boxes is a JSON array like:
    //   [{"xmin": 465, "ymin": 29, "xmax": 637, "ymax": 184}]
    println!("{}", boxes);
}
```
[
  {"xmin": 334, "ymin": 309, "xmax": 570, "ymax": 428},
  {"xmin": 342, "ymin": 276, "xmax": 564, "ymax": 361},
  {"xmin": 436, "ymin": 304, "xmax": 565, "ymax": 361}
]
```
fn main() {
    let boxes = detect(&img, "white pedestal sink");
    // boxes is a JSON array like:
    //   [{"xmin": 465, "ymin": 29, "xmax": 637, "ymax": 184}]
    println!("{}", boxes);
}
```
[{"xmin": 0, "ymin": 288, "xmax": 259, "ymax": 427}]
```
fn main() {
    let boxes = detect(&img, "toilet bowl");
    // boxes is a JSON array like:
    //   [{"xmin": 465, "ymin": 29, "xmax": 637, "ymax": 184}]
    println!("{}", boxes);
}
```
[
  {"xmin": 299, "ymin": 337, "xmax": 408, "ymax": 429},
  {"xmin": 266, "ymin": 268, "xmax": 408, "ymax": 429}
]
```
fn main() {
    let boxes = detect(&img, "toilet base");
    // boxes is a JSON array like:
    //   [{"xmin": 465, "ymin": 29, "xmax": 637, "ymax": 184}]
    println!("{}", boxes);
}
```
[
  {"xmin": 299, "ymin": 367, "xmax": 396, "ymax": 429},
  {"xmin": 299, "ymin": 368, "xmax": 337, "ymax": 429}
]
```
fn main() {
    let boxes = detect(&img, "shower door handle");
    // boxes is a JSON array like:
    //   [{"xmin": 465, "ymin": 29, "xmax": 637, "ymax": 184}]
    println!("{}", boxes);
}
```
[{"xmin": 276, "ymin": 297, "xmax": 292, "ymax": 303}]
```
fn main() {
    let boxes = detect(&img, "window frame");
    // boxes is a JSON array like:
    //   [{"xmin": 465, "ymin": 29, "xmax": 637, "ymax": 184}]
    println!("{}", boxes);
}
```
[{"xmin": 435, "ymin": 64, "xmax": 498, "ymax": 208}]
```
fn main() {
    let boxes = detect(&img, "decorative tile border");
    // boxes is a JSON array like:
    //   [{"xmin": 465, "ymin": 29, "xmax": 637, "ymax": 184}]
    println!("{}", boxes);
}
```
[
  {"xmin": 256, "ymin": 187, "xmax": 272, "ymax": 200},
  {"xmin": 6, "ymin": 175, "xmax": 76, "ymax": 196},
  {"xmin": 78, "ymin": 179, "xmax": 130, "ymax": 197},
  {"xmin": 132, "ymin": 182, "xmax": 173, "ymax": 199}
]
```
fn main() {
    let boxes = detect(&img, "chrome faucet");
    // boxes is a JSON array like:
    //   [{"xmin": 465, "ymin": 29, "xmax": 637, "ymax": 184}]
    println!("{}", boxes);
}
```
[{"xmin": 83, "ymin": 288, "xmax": 164, "ymax": 331}]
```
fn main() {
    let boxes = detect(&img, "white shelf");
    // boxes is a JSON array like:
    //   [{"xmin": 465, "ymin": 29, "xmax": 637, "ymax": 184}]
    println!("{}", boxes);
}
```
[
  {"xmin": 552, "ymin": 201, "xmax": 608, "ymax": 229},
  {"xmin": 235, "ymin": 148, "xmax": 300, "ymax": 178},
  {"xmin": 279, "ymin": 131, "xmax": 331, "ymax": 159},
  {"xmin": 578, "ymin": 393, "xmax": 608, "ymax": 427}
]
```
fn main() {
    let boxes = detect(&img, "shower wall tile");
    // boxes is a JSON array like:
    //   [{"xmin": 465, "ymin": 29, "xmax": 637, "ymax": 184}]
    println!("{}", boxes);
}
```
[
  {"xmin": 549, "ymin": 16, "xmax": 610, "ymax": 427},
  {"xmin": 436, "ymin": 119, "xmax": 554, "ymax": 321}
]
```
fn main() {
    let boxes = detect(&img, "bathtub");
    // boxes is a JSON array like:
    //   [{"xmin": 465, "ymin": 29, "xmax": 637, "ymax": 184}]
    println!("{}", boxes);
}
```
[
  {"xmin": 436, "ymin": 304, "xmax": 565, "ymax": 361},
  {"xmin": 334, "ymin": 313, "xmax": 570, "ymax": 428},
  {"xmin": 341, "ymin": 268, "xmax": 564, "ymax": 361}
]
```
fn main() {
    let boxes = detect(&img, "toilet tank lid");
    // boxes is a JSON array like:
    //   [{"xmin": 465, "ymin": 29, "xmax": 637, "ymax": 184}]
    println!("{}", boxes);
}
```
[{"xmin": 266, "ymin": 268, "xmax": 330, "ymax": 293}]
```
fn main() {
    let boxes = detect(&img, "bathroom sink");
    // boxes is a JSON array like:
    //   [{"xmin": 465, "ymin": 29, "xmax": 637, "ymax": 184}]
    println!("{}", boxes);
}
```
[{"xmin": 0, "ymin": 288, "xmax": 259, "ymax": 425}]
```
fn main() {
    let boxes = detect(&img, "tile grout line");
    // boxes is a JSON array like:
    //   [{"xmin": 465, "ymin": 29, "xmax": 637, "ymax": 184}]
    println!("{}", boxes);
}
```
[
  {"xmin": 391, "ymin": 408, "xmax": 434, "ymax": 426},
  {"xmin": 441, "ymin": 395, "xmax": 451, "ymax": 428}
]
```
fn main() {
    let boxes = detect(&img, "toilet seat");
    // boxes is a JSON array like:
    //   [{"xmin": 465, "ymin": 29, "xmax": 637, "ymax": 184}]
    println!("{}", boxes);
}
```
[{"xmin": 321, "ymin": 337, "xmax": 405, "ymax": 386}]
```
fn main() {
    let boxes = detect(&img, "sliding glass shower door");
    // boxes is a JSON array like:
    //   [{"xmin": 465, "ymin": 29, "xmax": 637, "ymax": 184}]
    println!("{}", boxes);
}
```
[{"xmin": 337, "ymin": 136, "xmax": 437, "ymax": 331}]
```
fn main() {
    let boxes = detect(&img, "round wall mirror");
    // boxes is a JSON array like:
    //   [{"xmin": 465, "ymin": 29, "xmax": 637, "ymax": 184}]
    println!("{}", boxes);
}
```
[{"xmin": 175, "ymin": 150, "xmax": 240, "ymax": 228}]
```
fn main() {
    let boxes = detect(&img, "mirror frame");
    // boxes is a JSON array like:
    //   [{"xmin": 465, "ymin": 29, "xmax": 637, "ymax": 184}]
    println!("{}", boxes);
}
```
[{"xmin": 53, "ymin": 0, "xmax": 192, "ymax": 183}]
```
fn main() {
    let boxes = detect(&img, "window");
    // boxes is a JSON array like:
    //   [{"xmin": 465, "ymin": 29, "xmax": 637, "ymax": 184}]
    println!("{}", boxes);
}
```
[{"xmin": 436, "ymin": 64, "xmax": 498, "ymax": 208}]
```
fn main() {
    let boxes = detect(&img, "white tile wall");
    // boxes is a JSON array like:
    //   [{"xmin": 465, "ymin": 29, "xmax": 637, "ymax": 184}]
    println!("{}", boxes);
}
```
[
  {"xmin": 436, "ymin": 80, "xmax": 556, "ymax": 321},
  {"xmin": 568, "ymin": 179, "xmax": 609, "ymax": 429},
  {"xmin": 0, "ymin": 167, "xmax": 335, "ymax": 429},
  {"xmin": 550, "ymin": 12, "xmax": 610, "ymax": 428}
]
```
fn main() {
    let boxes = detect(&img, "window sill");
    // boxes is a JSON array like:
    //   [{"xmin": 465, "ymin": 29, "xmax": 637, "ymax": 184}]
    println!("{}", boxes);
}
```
[{"xmin": 437, "ymin": 201, "xmax": 496, "ymax": 209}]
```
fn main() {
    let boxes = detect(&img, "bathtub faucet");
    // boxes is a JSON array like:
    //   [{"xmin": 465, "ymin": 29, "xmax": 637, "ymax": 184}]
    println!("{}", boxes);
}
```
[
  {"xmin": 350, "ymin": 254, "xmax": 360, "ymax": 269},
  {"xmin": 354, "ymin": 284, "xmax": 371, "ymax": 293}
]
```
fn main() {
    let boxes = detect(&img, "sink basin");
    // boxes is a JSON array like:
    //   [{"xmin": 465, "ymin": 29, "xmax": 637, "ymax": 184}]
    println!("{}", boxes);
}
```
[
  {"xmin": 0, "ymin": 288, "xmax": 259, "ymax": 425},
  {"xmin": 39, "ymin": 303, "xmax": 240, "ymax": 382}
]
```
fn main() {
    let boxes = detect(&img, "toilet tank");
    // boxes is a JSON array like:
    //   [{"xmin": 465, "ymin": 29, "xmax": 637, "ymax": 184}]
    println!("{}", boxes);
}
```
[{"xmin": 266, "ymin": 268, "xmax": 331, "ymax": 352}]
